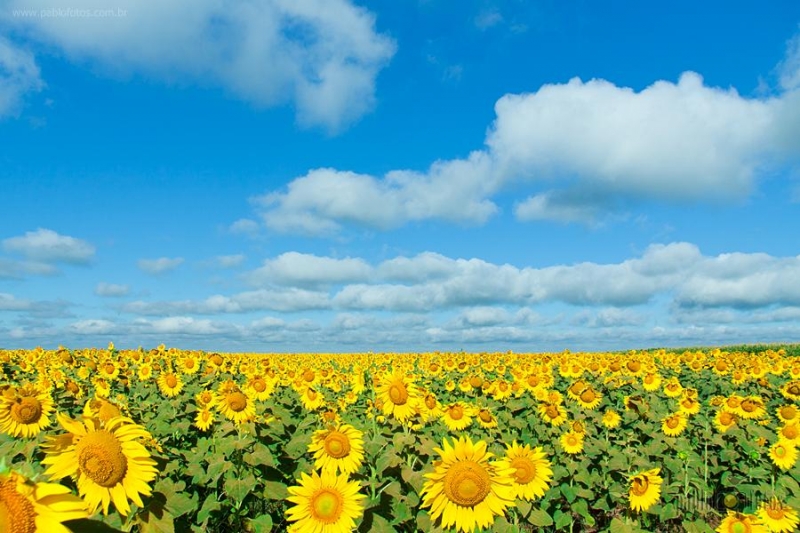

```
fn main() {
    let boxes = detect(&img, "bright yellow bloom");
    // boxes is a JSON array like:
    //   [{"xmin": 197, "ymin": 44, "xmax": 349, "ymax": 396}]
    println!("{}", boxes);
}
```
[
  {"xmin": 42, "ymin": 413, "xmax": 159, "ymax": 516},
  {"xmin": 662, "ymin": 412, "xmax": 688, "ymax": 437},
  {"xmin": 504, "ymin": 442, "xmax": 552, "ymax": 501},
  {"xmin": 157, "ymin": 372, "xmax": 183, "ymax": 397},
  {"xmin": 420, "ymin": 436, "xmax": 516, "ymax": 533},
  {"xmin": 715, "ymin": 511, "xmax": 767, "ymax": 533},
  {"xmin": 601, "ymin": 409, "xmax": 621, "ymax": 429},
  {"xmin": 194, "ymin": 407, "xmax": 214, "ymax": 432},
  {"xmin": 769, "ymin": 440, "xmax": 798, "ymax": 471},
  {"xmin": 308, "ymin": 424, "xmax": 365, "ymax": 476},
  {"xmin": 756, "ymin": 498, "xmax": 800, "ymax": 533},
  {"xmin": 628, "ymin": 468, "xmax": 662, "ymax": 512},
  {"xmin": 0, "ymin": 384, "xmax": 54, "ymax": 438},
  {"xmin": 441, "ymin": 402, "xmax": 475, "ymax": 432},
  {"xmin": 286, "ymin": 470, "xmax": 365, "ymax": 533},
  {"xmin": 560, "ymin": 431, "xmax": 584, "ymax": 455},
  {"xmin": 375, "ymin": 370, "xmax": 420, "ymax": 423},
  {"xmin": 215, "ymin": 382, "xmax": 256, "ymax": 425},
  {"xmin": 0, "ymin": 468, "xmax": 88, "ymax": 533}
]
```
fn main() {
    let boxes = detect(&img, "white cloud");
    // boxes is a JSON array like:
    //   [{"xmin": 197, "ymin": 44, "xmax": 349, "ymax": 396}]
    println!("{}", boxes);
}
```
[
  {"xmin": 137, "ymin": 257, "xmax": 184, "ymax": 275},
  {"xmin": 213, "ymin": 254, "xmax": 246, "ymax": 268},
  {"xmin": 122, "ymin": 287, "xmax": 329, "ymax": 315},
  {"xmin": 3, "ymin": 0, "xmax": 395, "ymax": 131},
  {"xmin": 779, "ymin": 33, "xmax": 800, "ymax": 91},
  {"xmin": 3, "ymin": 228, "xmax": 95, "ymax": 263},
  {"xmin": 229, "ymin": 218, "xmax": 260, "ymax": 235},
  {"xmin": 0, "ymin": 258, "xmax": 58, "ymax": 278},
  {"xmin": 253, "ymin": 61, "xmax": 800, "ymax": 232},
  {"xmin": 94, "ymin": 282, "xmax": 130, "ymax": 297},
  {"xmin": 69, "ymin": 319, "xmax": 116, "ymax": 335},
  {"xmin": 0, "ymin": 36, "xmax": 43, "ymax": 118},
  {"xmin": 474, "ymin": 9, "xmax": 503, "ymax": 30},
  {"xmin": 245, "ymin": 252, "xmax": 373, "ymax": 287}
]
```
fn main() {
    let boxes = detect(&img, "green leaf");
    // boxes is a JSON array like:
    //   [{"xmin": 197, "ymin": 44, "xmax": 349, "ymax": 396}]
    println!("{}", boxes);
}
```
[
  {"xmin": 527, "ymin": 509, "xmax": 554, "ymax": 527},
  {"xmin": 554, "ymin": 509, "xmax": 572, "ymax": 529},
  {"xmin": 136, "ymin": 500, "xmax": 175, "ymax": 533},
  {"xmin": 659, "ymin": 502, "xmax": 679, "ymax": 521},
  {"xmin": 561, "ymin": 484, "xmax": 577, "ymax": 503},
  {"xmin": 164, "ymin": 491, "xmax": 197, "ymax": 518},
  {"xmin": 572, "ymin": 499, "xmax": 594, "ymax": 526},
  {"xmin": 196, "ymin": 494, "xmax": 221, "ymax": 525},
  {"xmin": 263, "ymin": 480, "xmax": 289, "ymax": 500},
  {"xmin": 683, "ymin": 519, "xmax": 715, "ymax": 533},
  {"xmin": 247, "ymin": 514, "xmax": 273, "ymax": 533},
  {"xmin": 401, "ymin": 466, "xmax": 424, "ymax": 494},
  {"xmin": 609, "ymin": 518, "xmax": 634, "ymax": 533},
  {"xmin": 516, "ymin": 499, "xmax": 532, "ymax": 518},
  {"xmin": 245, "ymin": 442, "xmax": 276, "ymax": 468},
  {"xmin": 225, "ymin": 472, "xmax": 257, "ymax": 503},
  {"xmin": 491, "ymin": 515, "xmax": 512, "ymax": 531},
  {"xmin": 368, "ymin": 513, "xmax": 395, "ymax": 533}
]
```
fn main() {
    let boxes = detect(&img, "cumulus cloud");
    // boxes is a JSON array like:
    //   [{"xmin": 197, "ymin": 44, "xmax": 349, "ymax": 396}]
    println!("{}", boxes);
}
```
[
  {"xmin": 137, "ymin": 257, "xmax": 184, "ymax": 275},
  {"xmin": 0, "ymin": 36, "xmax": 43, "ymax": 118},
  {"xmin": 0, "ymin": 257, "xmax": 58, "ymax": 278},
  {"xmin": 3, "ymin": 228, "xmax": 95, "ymax": 263},
  {"xmin": 3, "ymin": 0, "xmax": 395, "ymax": 131},
  {"xmin": 0, "ymin": 293, "xmax": 72, "ymax": 318},
  {"xmin": 212, "ymin": 254, "xmax": 246, "ymax": 269},
  {"xmin": 122, "ymin": 287, "xmax": 329, "ymax": 315},
  {"xmin": 94, "ymin": 282, "xmax": 130, "ymax": 297},
  {"xmin": 245, "ymin": 252, "xmax": 373, "ymax": 287},
  {"xmin": 252, "ymin": 40, "xmax": 800, "ymax": 233},
  {"xmin": 229, "ymin": 218, "xmax": 260, "ymax": 235}
]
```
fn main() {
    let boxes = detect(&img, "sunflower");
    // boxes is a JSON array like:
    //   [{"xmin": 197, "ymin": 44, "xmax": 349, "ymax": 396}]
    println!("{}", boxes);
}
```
[
  {"xmin": 662, "ymin": 412, "xmax": 688, "ymax": 437},
  {"xmin": 157, "ymin": 371, "xmax": 183, "ymax": 397},
  {"xmin": 504, "ymin": 442, "xmax": 552, "ymax": 501},
  {"xmin": 83, "ymin": 396, "xmax": 123, "ymax": 423},
  {"xmin": 538, "ymin": 402, "xmax": 568, "ymax": 426},
  {"xmin": 215, "ymin": 382, "xmax": 256, "ymax": 425},
  {"xmin": 418, "ymin": 393, "xmax": 442, "ymax": 422},
  {"xmin": 0, "ymin": 468, "xmax": 89, "ymax": 533},
  {"xmin": 420, "ymin": 436, "xmax": 516, "ymax": 533},
  {"xmin": 42, "ymin": 413, "xmax": 159, "ymax": 516},
  {"xmin": 778, "ymin": 423, "xmax": 799, "ymax": 443},
  {"xmin": 560, "ymin": 431, "xmax": 584, "ymax": 455},
  {"xmin": 441, "ymin": 402, "xmax": 475, "ymax": 432},
  {"xmin": 285, "ymin": 469, "xmax": 365, "ymax": 533},
  {"xmin": 136, "ymin": 363, "xmax": 153, "ymax": 381},
  {"xmin": 642, "ymin": 373, "xmax": 662, "ymax": 392},
  {"xmin": 678, "ymin": 396, "xmax": 701, "ymax": 416},
  {"xmin": 714, "ymin": 410, "xmax": 738, "ymax": 433},
  {"xmin": 715, "ymin": 511, "xmax": 768, "ymax": 533},
  {"xmin": 0, "ymin": 384, "xmax": 54, "ymax": 438},
  {"xmin": 575, "ymin": 387, "xmax": 602, "ymax": 410},
  {"xmin": 628, "ymin": 468, "xmax": 662, "ymax": 512},
  {"xmin": 768, "ymin": 440, "xmax": 798, "ymax": 471},
  {"xmin": 476, "ymin": 408, "xmax": 498, "ymax": 429},
  {"xmin": 601, "ymin": 409, "xmax": 621, "ymax": 429},
  {"xmin": 756, "ymin": 498, "xmax": 800, "ymax": 533},
  {"xmin": 195, "ymin": 389, "xmax": 216, "ymax": 408},
  {"xmin": 299, "ymin": 387, "xmax": 326, "ymax": 411},
  {"xmin": 776, "ymin": 405, "xmax": 798, "ymax": 424},
  {"xmin": 780, "ymin": 381, "xmax": 800, "ymax": 401},
  {"xmin": 308, "ymin": 424, "xmax": 365, "ymax": 476},
  {"xmin": 245, "ymin": 375, "xmax": 274, "ymax": 401},
  {"xmin": 194, "ymin": 407, "xmax": 214, "ymax": 432},
  {"xmin": 663, "ymin": 378, "xmax": 683, "ymax": 398},
  {"xmin": 376, "ymin": 370, "xmax": 420, "ymax": 423}
]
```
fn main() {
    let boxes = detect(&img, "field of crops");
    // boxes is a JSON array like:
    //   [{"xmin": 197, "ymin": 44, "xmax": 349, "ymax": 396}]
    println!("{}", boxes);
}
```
[{"xmin": 2, "ymin": 344, "xmax": 800, "ymax": 533}]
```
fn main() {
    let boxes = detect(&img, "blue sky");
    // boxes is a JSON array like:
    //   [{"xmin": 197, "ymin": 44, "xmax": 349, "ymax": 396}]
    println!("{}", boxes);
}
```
[{"xmin": 1, "ymin": 0, "xmax": 800, "ymax": 352}]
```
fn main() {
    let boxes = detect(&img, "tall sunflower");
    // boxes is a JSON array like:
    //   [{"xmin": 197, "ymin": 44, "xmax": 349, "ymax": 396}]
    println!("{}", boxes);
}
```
[
  {"xmin": 375, "ymin": 370, "xmax": 420, "ymax": 423},
  {"xmin": 560, "ymin": 431, "xmax": 584, "ymax": 455},
  {"xmin": 157, "ymin": 371, "xmax": 183, "ymax": 397},
  {"xmin": 441, "ymin": 402, "xmax": 475, "ymax": 432},
  {"xmin": 0, "ymin": 468, "xmax": 89, "ymax": 533},
  {"xmin": 756, "ymin": 498, "xmax": 799, "ymax": 533},
  {"xmin": 662, "ymin": 412, "xmax": 688, "ymax": 437},
  {"xmin": 420, "ymin": 436, "xmax": 516, "ymax": 533},
  {"xmin": 0, "ymin": 384, "xmax": 54, "ymax": 438},
  {"xmin": 308, "ymin": 424, "xmax": 365, "ymax": 476},
  {"xmin": 769, "ymin": 440, "xmax": 798, "ymax": 471},
  {"xmin": 42, "ymin": 413, "xmax": 159, "ymax": 516},
  {"xmin": 628, "ymin": 468, "xmax": 662, "ymax": 512},
  {"xmin": 215, "ymin": 381, "xmax": 256, "ymax": 425},
  {"xmin": 504, "ymin": 442, "xmax": 552, "ymax": 501},
  {"xmin": 285, "ymin": 470, "xmax": 365, "ymax": 533},
  {"xmin": 601, "ymin": 409, "xmax": 621, "ymax": 429}
]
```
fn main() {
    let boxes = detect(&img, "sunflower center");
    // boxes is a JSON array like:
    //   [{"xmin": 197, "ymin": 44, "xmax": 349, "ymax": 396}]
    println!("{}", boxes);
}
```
[
  {"xmin": 443, "ymin": 460, "xmax": 491, "ymax": 507},
  {"xmin": 323, "ymin": 431, "xmax": 351, "ymax": 459},
  {"xmin": 425, "ymin": 395, "xmax": 437, "ymax": 410},
  {"xmin": 389, "ymin": 383, "xmax": 408, "ymax": 405},
  {"xmin": 469, "ymin": 376, "xmax": 483, "ymax": 388},
  {"xmin": 478, "ymin": 410, "xmax": 492, "ymax": 423},
  {"xmin": 77, "ymin": 430, "xmax": 128, "ymax": 488},
  {"xmin": 566, "ymin": 435, "xmax": 579, "ymax": 446},
  {"xmin": 781, "ymin": 406, "xmax": 797, "ymax": 420},
  {"xmin": 226, "ymin": 392, "xmax": 248, "ymax": 412},
  {"xmin": 766, "ymin": 505, "xmax": 785, "ymax": 520},
  {"xmin": 104, "ymin": 363, "xmax": 115, "ymax": 375},
  {"xmin": 741, "ymin": 401, "xmax": 755, "ymax": 413},
  {"xmin": 165, "ymin": 374, "xmax": 178, "ymax": 388},
  {"xmin": 0, "ymin": 478, "xmax": 37, "ymax": 533},
  {"xmin": 545, "ymin": 405, "xmax": 559, "ymax": 419},
  {"xmin": 310, "ymin": 489, "xmax": 343, "ymax": 524},
  {"xmin": 627, "ymin": 361, "xmax": 641, "ymax": 372},
  {"xmin": 728, "ymin": 521, "xmax": 749, "ymax": 533},
  {"xmin": 448, "ymin": 405, "xmax": 464, "ymax": 420},
  {"xmin": 11, "ymin": 397, "xmax": 42, "ymax": 425},
  {"xmin": 790, "ymin": 385, "xmax": 800, "ymax": 395},
  {"xmin": 510, "ymin": 457, "xmax": 536, "ymax": 484},
  {"xmin": 580, "ymin": 390, "xmax": 596, "ymax": 403},
  {"xmin": 303, "ymin": 370, "xmax": 315, "ymax": 383},
  {"xmin": 720, "ymin": 412, "xmax": 734, "ymax": 425},
  {"xmin": 774, "ymin": 445, "xmax": 786, "ymax": 458},
  {"xmin": 631, "ymin": 477, "xmax": 649, "ymax": 496},
  {"xmin": 782, "ymin": 425, "xmax": 798, "ymax": 439},
  {"xmin": 667, "ymin": 417, "xmax": 680, "ymax": 429},
  {"xmin": 252, "ymin": 379, "xmax": 267, "ymax": 392},
  {"xmin": 210, "ymin": 354, "xmax": 223, "ymax": 366},
  {"xmin": 185, "ymin": 359, "xmax": 196, "ymax": 369}
]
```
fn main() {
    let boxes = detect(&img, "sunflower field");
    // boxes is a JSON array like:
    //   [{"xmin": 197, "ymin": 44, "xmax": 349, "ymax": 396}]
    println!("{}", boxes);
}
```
[{"xmin": 2, "ymin": 344, "xmax": 800, "ymax": 533}]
